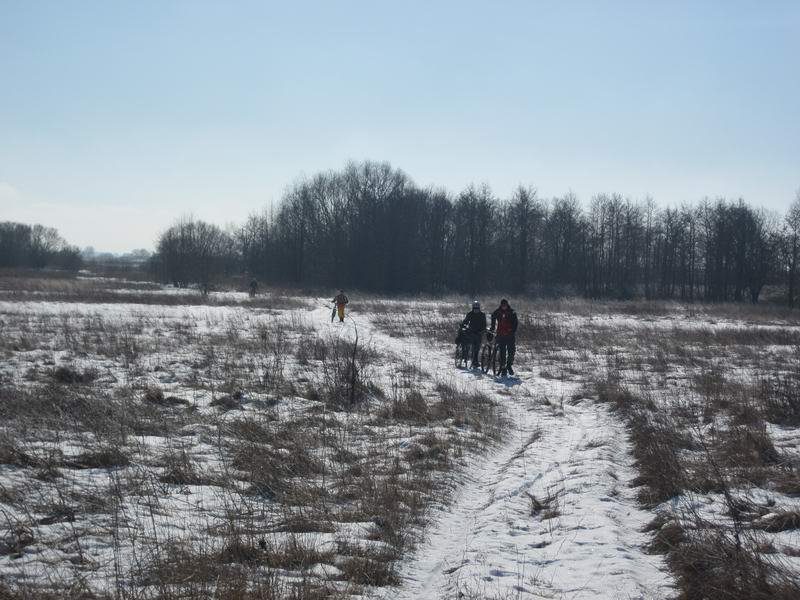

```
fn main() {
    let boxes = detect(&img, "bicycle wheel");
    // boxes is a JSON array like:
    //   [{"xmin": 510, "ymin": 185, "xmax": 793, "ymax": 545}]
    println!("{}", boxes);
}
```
[
  {"xmin": 461, "ymin": 343, "xmax": 474, "ymax": 368},
  {"xmin": 455, "ymin": 344, "xmax": 467, "ymax": 368},
  {"xmin": 465, "ymin": 343, "xmax": 476, "ymax": 369},
  {"xmin": 480, "ymin": 343, "xmax": 491, "ymax": 373}
]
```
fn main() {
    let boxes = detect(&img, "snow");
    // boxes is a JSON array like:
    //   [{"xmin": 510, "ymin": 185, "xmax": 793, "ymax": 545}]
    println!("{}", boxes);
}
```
[
  {"xmin": 3, "ymin": 282, "xmax": 799, "ymax": 597},
  {"xmin": 308, "ymin": 304, "xmax": 673, "ymax": 599}
]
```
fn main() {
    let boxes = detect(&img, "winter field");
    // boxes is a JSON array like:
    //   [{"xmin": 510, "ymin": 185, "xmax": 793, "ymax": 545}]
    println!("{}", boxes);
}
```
[{"xmin": 1, "ymin": 271, "xmax": 799, "ymax": 599}]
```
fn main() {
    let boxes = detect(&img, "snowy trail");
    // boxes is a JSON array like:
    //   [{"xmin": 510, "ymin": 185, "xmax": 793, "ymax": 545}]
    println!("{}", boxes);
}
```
[{"xmin": 310, "ymin": 304, "xmax": 673, "ymax": 600}]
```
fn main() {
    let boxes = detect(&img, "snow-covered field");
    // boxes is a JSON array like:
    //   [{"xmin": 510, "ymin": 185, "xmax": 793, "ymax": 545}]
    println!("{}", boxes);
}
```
[{"xmin": 1, "ymin": 275, "xmax": 799, "ymax": 599}]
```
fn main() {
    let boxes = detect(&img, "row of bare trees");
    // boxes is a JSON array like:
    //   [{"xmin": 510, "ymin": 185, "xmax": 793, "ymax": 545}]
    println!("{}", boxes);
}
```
[
  {"xmin": 150, "ymin": 161, "xmax": 800, "ymax": 305},
  {"xmin": 0, "ymin": 222, "xmax": 82, "ymax": 270}
]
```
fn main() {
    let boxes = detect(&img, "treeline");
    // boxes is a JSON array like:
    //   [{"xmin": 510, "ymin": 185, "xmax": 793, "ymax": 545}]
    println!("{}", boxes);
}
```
[
  {"xmin": 151, "ymin": 219, "xmax": 238, "ymax": 288},
  {"xmin": 0, "ymin": 222, "xmax": 82, "ymax": 271},
  {"xmin": 151, "ymin": 161, "xmax": 800, "ymax": 305}
]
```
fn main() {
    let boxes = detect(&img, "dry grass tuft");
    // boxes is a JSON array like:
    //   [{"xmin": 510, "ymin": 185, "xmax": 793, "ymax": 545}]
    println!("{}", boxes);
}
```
[
  {"xmin": 0, "ymin": 433, "xmax": 35, "ymax": 468},
  {"xmin": 64, "ymin": 446, "xmax": 130, "ymax": 469},
  {"xmin": 759, "ymin": 373, "xmax": 800, "ymax": 426},
  {"xmin": 53, "ymin": 365, "xmax": 97, "ymax": 385},
  {"xmin": 596, "ymin": 380, "xmax": 686, "ymax": 505},
  {"xmin": 158, "ymin": 448, "xmax": 211, "ymax": 486},
  {"xmin": 338, "ymin": 555, "xmax": 399, "ymax": 586},
  {"xmin": 230, "ymin": 434, "xmax": 322, "ymax": 501},
  {"xmin": 666, "ymin": 529, "xmax": 800, "ymax": 600},
  {"xmin": 381, "ymin": 389, "xmax": 429, "ymax": 424},
  {"xmin": 0, "ymin": 523, "xmax": 35, "ymax": 558},
  {"xmin": 644, "ymin": 517, "xmax": 686, "ymax": 555},
  {"xmin": 432, "ymin": 383, "xmax": 503, "ymax": 440},
  {"xmin": 753, "ymin": 511, "xmax": 800, "ymax": 533}
]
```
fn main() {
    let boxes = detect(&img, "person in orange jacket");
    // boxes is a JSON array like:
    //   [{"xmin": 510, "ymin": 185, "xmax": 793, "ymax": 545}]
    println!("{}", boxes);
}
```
[{"xmin": 332, "ymin": 290, "xmax": 349, "ymax": 322}]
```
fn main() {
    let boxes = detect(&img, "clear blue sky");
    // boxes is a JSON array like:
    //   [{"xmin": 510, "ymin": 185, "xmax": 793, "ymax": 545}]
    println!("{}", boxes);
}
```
[{"xmin": 1, "ymin": 0, "xmax": 798, "ymax": 252}]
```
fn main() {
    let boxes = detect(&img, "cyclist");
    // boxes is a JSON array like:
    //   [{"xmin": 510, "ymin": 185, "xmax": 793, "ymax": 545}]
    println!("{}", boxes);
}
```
[
  {"xmin": 461, "ymin": 300, "xmax": 487, "ymax": 368},
  {"xmin": 332, "ymin": 289, "xmax": 349, "ymax": 322},
  {"xmin": 490, "ymin": 298, "xmax": 518, "ymax": 377}
]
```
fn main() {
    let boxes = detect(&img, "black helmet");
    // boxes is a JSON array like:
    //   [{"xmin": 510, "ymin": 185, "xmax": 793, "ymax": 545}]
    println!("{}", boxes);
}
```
[{"xmin": 472, "ymin": 300, "xmax": 480, "ymax": 310}]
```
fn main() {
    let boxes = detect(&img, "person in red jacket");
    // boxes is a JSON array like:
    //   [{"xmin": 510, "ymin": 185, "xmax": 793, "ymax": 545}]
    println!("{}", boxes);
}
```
[{"xmin": 490, "ymin": 298, "xmax": 518, "ymax": 377}]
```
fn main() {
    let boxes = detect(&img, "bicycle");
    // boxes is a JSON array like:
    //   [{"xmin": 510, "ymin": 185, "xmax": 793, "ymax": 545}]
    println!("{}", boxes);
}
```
[
  {"xmin": 480, "ymin": 331, "xmax": 499, "ymax": 375},
  {"xmin": 454, "ymin": 325, "xmax": 478, "ymax": 369}
]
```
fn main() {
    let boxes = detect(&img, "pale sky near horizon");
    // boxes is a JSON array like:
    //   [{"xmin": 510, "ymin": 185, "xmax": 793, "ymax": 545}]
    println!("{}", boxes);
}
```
[{"xmin": 1, "ymin": 1, "xmax": 799, "ymax": 253}]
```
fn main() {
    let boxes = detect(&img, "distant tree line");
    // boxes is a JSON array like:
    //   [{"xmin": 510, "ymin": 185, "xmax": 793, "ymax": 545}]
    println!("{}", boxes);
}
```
[
  {"xmin": 0, "ymin": 222, "xmax": 82, "ymax": 271},
  {"xmin": 151, "ymin": 161, "xmax": 800, "ymax": 306}
]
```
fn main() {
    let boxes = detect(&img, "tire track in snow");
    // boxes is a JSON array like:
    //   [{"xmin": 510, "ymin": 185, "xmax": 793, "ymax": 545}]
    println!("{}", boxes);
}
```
[{"xmin": 309, "ymin": 305, "xmax": 673, "ymax": 600}]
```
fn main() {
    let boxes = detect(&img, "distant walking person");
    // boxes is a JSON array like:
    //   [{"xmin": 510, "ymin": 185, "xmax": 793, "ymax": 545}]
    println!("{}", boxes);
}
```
[
  {"xmin": 332, "ymin": 290, "xmax": 349, "ymax": 322},
  {"xmin": 249, "ymin": 278, "xmax": 258, "ymax": 298},
  {"xmin": 490, "ymin": 298, "xmax": 518, "ymax": 377},
  {"xmin": 461, "ymin": 300, "xmax": 487, "ymax": 368}
]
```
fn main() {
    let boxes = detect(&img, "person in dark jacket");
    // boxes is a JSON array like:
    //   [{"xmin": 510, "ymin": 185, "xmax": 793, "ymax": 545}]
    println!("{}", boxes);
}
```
[
  {"xmin": 461, "ymin": 300, "xmax": 487, "ymax": 368},
  {"xmin": 332, "ymin": 290, "xmax": 349, "ymax": 322},
  {"xmin": 490, "ymin": 298, "xmax": 518, "ymax": 377}
]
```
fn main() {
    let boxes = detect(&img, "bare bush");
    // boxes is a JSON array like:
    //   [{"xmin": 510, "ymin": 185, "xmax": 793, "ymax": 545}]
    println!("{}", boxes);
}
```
[{"xmin": 316, "ymin": 336, "xmax": 379, "ymax": 410}]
